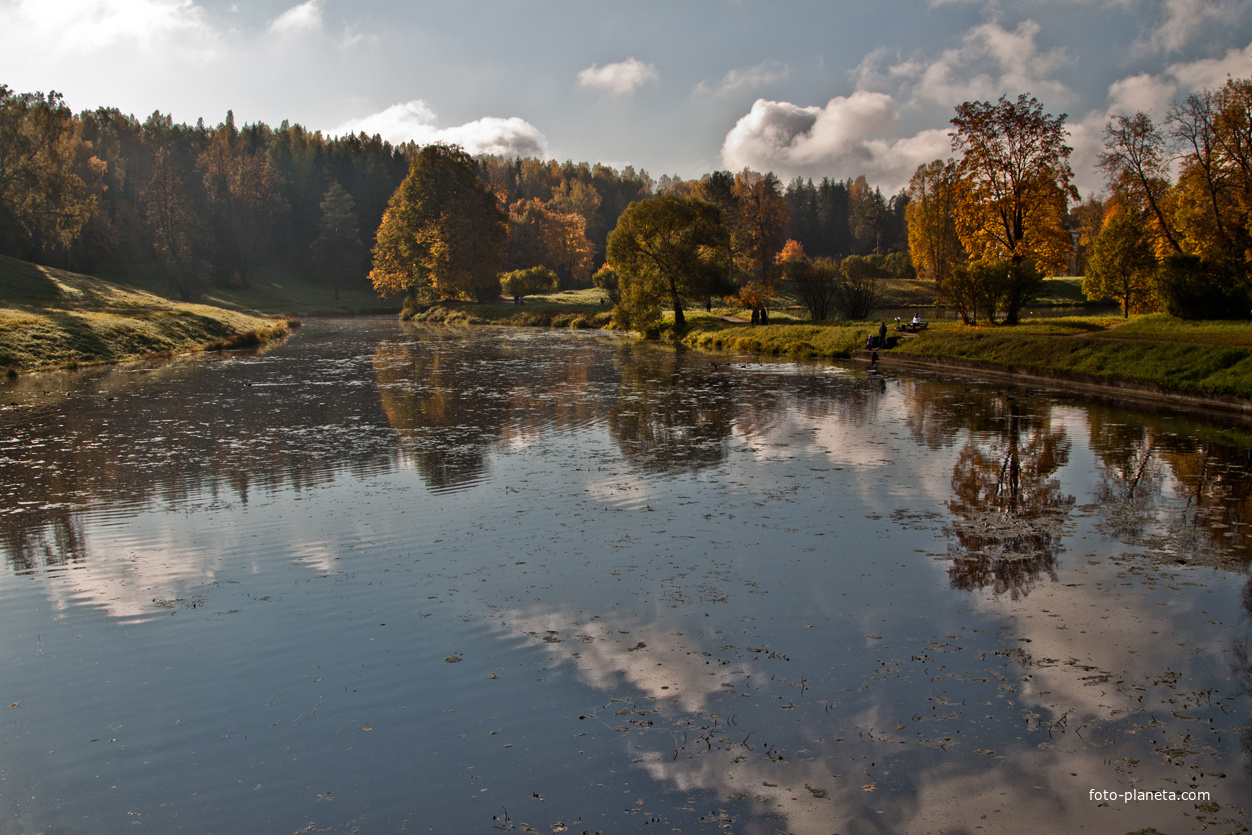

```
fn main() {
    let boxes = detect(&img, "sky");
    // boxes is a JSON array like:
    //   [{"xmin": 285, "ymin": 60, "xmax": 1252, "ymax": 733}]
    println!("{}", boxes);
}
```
[{"xmin": 2, "ymin": 0, "xmax": 1251, "ymax": 197}]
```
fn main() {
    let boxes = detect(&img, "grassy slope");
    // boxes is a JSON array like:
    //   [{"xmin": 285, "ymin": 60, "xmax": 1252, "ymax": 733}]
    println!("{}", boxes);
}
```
[
  {"xmin": 99, "ymin": 262, "xmax": 396, "ymax": 316},
  {"xmin": 0, "ymin": 255, "xmax": 290, "ymax": 372}
]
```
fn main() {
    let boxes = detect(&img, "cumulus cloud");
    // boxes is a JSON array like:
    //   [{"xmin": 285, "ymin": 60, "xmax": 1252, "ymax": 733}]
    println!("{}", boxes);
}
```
[
  {"xmin": 333, "ymin": 101, "xmax": 548, "ymax": 158},
  {"xmin": 720, "ymin": 93, "xmax": 950, "ymax": 193},
  {"xmin": 1106, "ymin": 72, "xmax": 1178, "ymax": 116},
  {"xmin": 695, "ymin": 60, "xmax": 789, "ymax": 97},
  {"xmin": 576, "ymin": 57, "xmax": 659, "ymax": 95},
  {"xmin": 268, "ymin": 0, "xmax": 322, "ymax": 35}
]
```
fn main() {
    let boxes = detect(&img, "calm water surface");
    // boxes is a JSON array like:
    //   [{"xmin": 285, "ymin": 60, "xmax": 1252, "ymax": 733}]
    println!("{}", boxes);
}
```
[{"xmin": 1, "ymin": 319, "xmax": 1249, "ymax": 834}]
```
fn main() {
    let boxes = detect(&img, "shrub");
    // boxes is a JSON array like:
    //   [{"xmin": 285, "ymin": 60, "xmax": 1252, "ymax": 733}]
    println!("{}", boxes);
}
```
[{"xmin": 1156, "ymin": 255, "xmax": 1251, "ymax": 320}]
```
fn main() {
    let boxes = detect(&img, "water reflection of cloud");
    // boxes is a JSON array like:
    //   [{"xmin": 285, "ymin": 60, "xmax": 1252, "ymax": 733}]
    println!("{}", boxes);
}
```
[
  {"xmin": 37, "ymin": 526, "xmax": 220, "ymax": 621},
  {"xmin": 501, "ymin": 607, "xmax": 741, "ymax": 713}
]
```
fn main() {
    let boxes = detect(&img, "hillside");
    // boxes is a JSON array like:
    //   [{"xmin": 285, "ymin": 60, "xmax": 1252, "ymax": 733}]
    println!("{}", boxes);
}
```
[{"xmin": 0, "ymin": 255, "xmax": 293, "ymax": 373}]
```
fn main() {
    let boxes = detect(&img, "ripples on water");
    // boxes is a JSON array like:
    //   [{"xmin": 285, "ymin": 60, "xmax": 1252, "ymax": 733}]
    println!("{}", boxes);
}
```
[{"xmin": 0, "ymin": 319, "xmax": 1249, "ymax": 834}]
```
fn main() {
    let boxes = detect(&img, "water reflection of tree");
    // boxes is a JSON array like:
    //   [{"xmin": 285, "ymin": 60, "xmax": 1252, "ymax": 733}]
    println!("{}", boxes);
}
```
[
  {"xmin": 1086, "ymin": 406, "xmax": 1164, "ymax": 541},
  {"xmin": 374, "ymin": 327, "xmax": 620, "ymax": 490},
  {"xmin": 374, "ymin": 335, "xmax": 499, "ymax": 491},
  {"xmin": 946, "ymin": 396, "xmax": 1074, "ymax": 599},
  {"xmin": 0, "ymin": 329, "xmax": 400, "ymax": 574},
  {"xmin": 607, "ymin": 345, "xmax": 739, "ymax": 473},
  {"xmin": 1154, "ymin": 436, "xmax": 1252, "ymax": 569}
]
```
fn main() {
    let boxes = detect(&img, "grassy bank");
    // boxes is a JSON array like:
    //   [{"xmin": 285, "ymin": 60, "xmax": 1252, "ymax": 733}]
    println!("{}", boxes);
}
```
[
  {"xmin": 675, "ymin": 311, "xmax": 1252, "ymax": 399},
  {"xmin": 1, "ymin": 255, "xmax": 294, "ymax": 373},
  {"xmin": 891, "ymin": 314, "xmax": 1252, "ymax": 398},
  {"xmin": 411, "ymin": 287, "xmax": 614, "ymax": 329},
  {"xmin": 676, "ymin": 315, "xmax": 874, "ymax": 357}
]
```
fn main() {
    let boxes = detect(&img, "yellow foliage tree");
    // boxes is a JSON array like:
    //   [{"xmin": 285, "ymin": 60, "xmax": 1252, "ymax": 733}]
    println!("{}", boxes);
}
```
[
  {"xmin": 369, "ymin": 145, "xmax": 508, "ymax": 302},
  {"xmin": 951, "ymin": 94, "xmax": 1078, "ymax": 323}
]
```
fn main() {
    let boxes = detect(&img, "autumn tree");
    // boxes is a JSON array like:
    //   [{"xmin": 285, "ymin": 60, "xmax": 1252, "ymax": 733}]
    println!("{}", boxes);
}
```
[
  {"xmin": 605, "ymin": 194, "xmax": 730, "ymax": 330},
  {"xmin": 507, "ymin": 198, "xmax": 594, "ymax": 288},
  {"xmin": 309, "ymin": 180, "xmax": 366, "ymax": 300},
  {"xmin": 1083, "ymin": 210, "xmax": 1158, "ymax": 317},
  {"xmin": 951, "ymin": 94, "xmax": 1078, "ymax": 323},
  {"xmin": 143, "ymin": 147, "xmax": 208, "ymax": 300},
  {"xmin": 592, "ymin": 264, "xmax": 621, "ymax": 306},
  {"xmin": 730, "ymin": 170, "xmax": 789, "ymax": 316},
  {"xmin": 906, "ymin": 159, "xmax": 965, "ymax": 315},
  {"xmin": 500, "ymin": 265, "xmax": 558, "ymax": 304},
  {"xmin": 0, "ymin": 86, "xmax": 96, "ymax": 259},
  {"xmin": 370, "ymin": 144, "xmax": 509, "ymax": 303},
  {"xmin": 848, "ymin": 175, "xmax": 886, "ymax": 255},
  {"xmin": 1068, "ymin": 195, "xmax": 1105, "ymax": 277},
  {"xmin": 1099, "ymin": 112, "xmax": 1182, "ymax": 256},
  {"xmin": 833, "ymin": 255, "xmax": 882, "ymax": 320},
  {"xmin": 197, "ymin": 113, "xmax": 285, "ymax": 286}
]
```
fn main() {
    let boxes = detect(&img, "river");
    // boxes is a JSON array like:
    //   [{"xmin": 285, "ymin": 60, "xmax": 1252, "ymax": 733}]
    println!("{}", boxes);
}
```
[{"xmin": 1, "ymin": 318, "xmax": 1248, "ymax": 834}]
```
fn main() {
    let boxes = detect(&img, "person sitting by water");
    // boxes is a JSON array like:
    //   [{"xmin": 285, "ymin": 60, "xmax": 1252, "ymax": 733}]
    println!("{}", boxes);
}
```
[{"xmin": 912, "ymin": 313, "xmax": 921, "ymax": 326}]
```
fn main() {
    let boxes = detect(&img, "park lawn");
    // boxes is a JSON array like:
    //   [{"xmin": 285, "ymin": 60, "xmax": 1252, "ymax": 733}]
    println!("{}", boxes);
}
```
[
  {"xmin": 1086, "ymin": 313, "xmax": 1252, "ymax": 347},
  {"xmin": 0, "ymin": 255, "xmax": 292, "ymax": 372}
]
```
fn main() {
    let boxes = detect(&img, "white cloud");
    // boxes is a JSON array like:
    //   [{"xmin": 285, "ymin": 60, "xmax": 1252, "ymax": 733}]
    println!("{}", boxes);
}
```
[
  {"xmin": 333, "ymin": 100, "xmax": 548, "ymax": 158},
  {"xmin": 1106, "ymin": 72, "xmax": 1178, "ymax": 116},
  {"xmin": 895, "ymin": 21, "xmax": 1073, "ymax": 108},
  {"xmin": 720, "ymin": 93, "xmax": 950, "ymax": 193},
  {"xmin": 576, "ymin": 57, "xmax": 659, "ymax": 95},
  {"xmin": 1143, "ymin": 0, "xmax": 1241, "ymax": 54},
  {"xmin": 0, "ymin": 0, "xmax": 216, "ymax": 55},
  {"xmin": 695, "ymin": 60, "xmax": 789, "ymax": 97},
  {"xmin": 268, "ymin": 0, "xmax": 322, "ymax": 35},
  {"xmin": 1167, "ymin": 40, "xmax": 1252, "ymax": 91}
]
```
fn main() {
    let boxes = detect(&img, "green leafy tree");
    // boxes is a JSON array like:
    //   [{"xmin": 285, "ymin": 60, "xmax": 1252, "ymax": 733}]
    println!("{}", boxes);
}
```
[
  {"xmin": 500, "ymin": 265, "xmax": 558, "ymax": 304},
  {"xmin": 309, "ymin": 180, "xmax": 366, "ymax": 300},
  {"xmin": 948, "ymin": 257, "xmax": 1045, "ymax": 325},
  {"xmin": 605, "ymin": 194, "xmax": 730, "ymax": 330},
  {"xmin": 951, "ymin": 94, "xmax": 1078, "ymax": 323},
  {"xmin": 1083, "ymin": 211, "xmax": 1159, "ymax": 317},
  {"xmin": 370, "ymin": 145, "xmax": 509, "ymax": 302}
]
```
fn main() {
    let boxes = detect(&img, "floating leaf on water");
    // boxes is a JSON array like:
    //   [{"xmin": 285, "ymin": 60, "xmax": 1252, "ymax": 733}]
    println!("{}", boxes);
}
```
[{"xmin": 445, "ymin": 655, "xmax": 463, "ymax": 663}]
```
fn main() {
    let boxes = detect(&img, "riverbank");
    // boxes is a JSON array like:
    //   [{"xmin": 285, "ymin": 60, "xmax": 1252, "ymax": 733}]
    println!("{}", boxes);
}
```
[
  {"xmin": 0, "ymin": 255, "xmax": 294, "ymax": 373},
  {"xmin": 675, "ymin": 312, "xmax": 1252, "ymax": 410}
]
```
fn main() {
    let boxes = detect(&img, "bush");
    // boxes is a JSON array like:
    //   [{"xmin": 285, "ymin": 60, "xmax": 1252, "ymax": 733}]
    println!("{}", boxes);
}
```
[{"xmin": 1156, "ymin": 255, "xmax": 1251, "ymax": 320}]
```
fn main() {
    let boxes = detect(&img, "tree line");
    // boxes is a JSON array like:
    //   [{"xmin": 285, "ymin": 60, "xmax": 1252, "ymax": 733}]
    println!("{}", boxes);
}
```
[
  {"xmin": 907, "ymin": 76, "xmax": 1252, "ymax": 323},
  {"xmin": 2, "ymin": 83, "xmax": 917, "ymax": 316}
]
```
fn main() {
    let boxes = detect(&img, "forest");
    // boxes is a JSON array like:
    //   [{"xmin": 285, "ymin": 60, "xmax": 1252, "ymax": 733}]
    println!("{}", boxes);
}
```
[
  {"xmin": 5, "ymin": 77, "xmax": 1252, "ymax": 329},
  {"xmin": 0, "ymin": 83, "xmax": 911, "ymax": 310}
]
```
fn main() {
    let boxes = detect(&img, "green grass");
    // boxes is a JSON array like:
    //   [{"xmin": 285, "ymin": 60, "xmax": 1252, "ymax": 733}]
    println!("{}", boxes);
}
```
[
  {"xmin": 0, "ymin": 255, "xmax": 292, "ymax": 372},
  {"xmin": 412, "ymin": 289, "xmax": 614, "ymax": 329},
  {"xmin": 893, "ymin": 319, "xmax": 1252, "ymax": 397},
  {"xmin": 1087, "ymin": 313, "xmax": 1252, "ymax": 347},
  {"xmin": 675, "ymin": 315, "xmax": 875, "ymax": 358}
]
